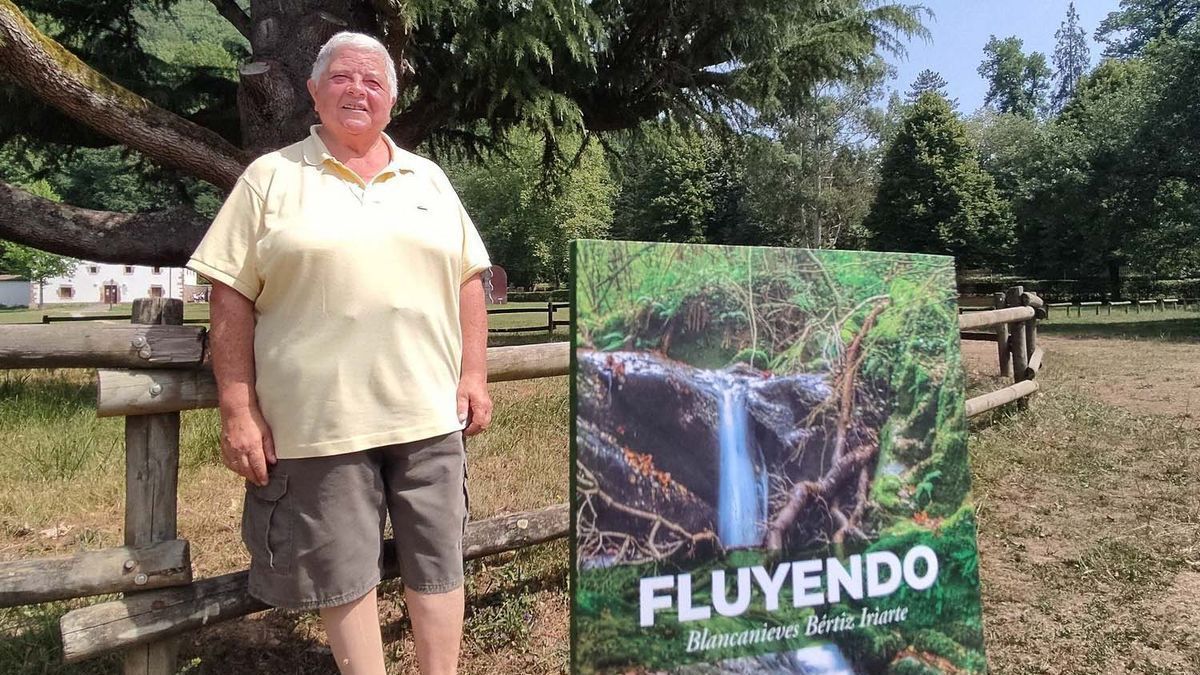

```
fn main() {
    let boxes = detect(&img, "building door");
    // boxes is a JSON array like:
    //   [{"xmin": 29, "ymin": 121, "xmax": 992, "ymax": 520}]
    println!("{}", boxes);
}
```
[{"xmin": 102, "ymin": 284, "xmax": 120, "ymax": 304}]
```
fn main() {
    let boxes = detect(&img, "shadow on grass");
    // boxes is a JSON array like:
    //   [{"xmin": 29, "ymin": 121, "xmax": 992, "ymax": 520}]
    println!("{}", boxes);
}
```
[
  {"xmin": 0, "ymin": 372, "xmax": 96, "ymax": 417},
  {"xmin": 0, "ymin": 603, "xmax": 120, "ymax": 675},
  {"xmin": 1040, "ymin": 317, "xmax": 1200, "ymax": 342},
  {"xmin": 489, "ymin": 332, "xmax": 569, "ymax": 347}
]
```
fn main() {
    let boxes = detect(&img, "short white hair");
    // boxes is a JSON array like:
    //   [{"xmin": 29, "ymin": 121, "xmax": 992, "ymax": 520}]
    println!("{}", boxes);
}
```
[{"xmin": 310, "ymin": 31, "xmax": 398, "ymax": 99}]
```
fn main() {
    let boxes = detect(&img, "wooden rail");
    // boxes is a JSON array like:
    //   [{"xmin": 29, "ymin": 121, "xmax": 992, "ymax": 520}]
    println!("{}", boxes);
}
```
[
  {"xmin": 0, "ymin": 541, "xmax": 190, "ymax": 606},
  {"xmin": 0, "ymin": 324, "xmax": 205, "ymax": 369},
  {"xmin": 92, "ymin": 342, "xmax": 570, "ymax": 417}
]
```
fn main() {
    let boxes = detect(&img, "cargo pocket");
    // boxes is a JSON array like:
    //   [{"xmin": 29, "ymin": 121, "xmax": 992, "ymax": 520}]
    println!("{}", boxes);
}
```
[
  {"xmin": 241, "ymin": 474, "xmax": 293, "ymax": 574},
  {"xmin": 461, "ymin": 434, "xmax": 471, "ymax": 538}
]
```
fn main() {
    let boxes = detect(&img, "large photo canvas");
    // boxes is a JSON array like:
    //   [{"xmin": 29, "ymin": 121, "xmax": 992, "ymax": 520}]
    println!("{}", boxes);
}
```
[{"xmin": 570, "ymin": 241, "xmax": 987, "ymax": 674}]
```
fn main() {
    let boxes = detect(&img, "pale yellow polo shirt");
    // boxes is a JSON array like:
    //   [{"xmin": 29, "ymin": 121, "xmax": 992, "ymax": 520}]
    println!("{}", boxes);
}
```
[{"xmin": 188, "ymin": 126, "xmax": 490, "ymax": 459}]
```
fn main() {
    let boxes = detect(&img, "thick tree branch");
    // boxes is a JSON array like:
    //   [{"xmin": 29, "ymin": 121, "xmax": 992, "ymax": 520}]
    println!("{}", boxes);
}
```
[
  {"xmin": 0, "ymin": 0, "xmax": 250, "ymax": 190},
  {"xmin": 0, "ymin": 182, "xmax": 207, "ymax": 267},
  {"xmin": 207, "ymin": 0, "xmax": 252, "ymax": 41}
]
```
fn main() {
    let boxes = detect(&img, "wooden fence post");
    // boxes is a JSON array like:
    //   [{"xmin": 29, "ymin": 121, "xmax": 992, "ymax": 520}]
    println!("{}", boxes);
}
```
[
  {"xmin": 546, "ymin": 301, "xmax": 555, "ymax": 335},
  {"xmin": 1025, "ymin": 317, "xmax": 1037, "ymax": 365},
  {"xmin": 1005, "ymin": 287, "xmax": 1029, "ymax": 375},
  {"xmin": 123, "ymin": 298, "xmax": 183, "ymax": 675},
  {"xmin": 993, "ymin": 292, "xmax": 1010, "ymax": 377}
]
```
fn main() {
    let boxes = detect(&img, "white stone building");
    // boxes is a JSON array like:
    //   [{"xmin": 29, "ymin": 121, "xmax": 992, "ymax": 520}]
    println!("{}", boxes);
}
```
[{"xmin": 31, "ymin": 263, "xmax": 207, "ymax": 306}]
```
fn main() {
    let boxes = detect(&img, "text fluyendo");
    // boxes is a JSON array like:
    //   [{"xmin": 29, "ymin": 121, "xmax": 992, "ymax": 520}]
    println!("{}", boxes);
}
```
[{"xmin": 638, "ymin": 545, "xmax": 938, "ymax": 627}]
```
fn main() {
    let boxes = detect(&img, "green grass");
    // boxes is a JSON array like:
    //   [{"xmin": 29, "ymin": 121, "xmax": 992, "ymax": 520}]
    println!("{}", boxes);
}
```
[
  {"xmin": 0, "ymin": 302, "xmax": 212, "ymax": 325},
  {"xmin": 1040, "ymin": 307, "xmax": 1200, "ymax": 341}
]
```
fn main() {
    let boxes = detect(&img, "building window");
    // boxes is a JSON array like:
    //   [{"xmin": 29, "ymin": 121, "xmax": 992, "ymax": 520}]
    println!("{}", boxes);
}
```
[
  {"xmin": 123, "ymin": 265, "xmax": 134, "ymax": 275},
  {"xmin": 149, "ymin": 285, "xmax": 164, "ymax": 298},
  {"xmin": 87, "ymin": 265, "xmax": 99, "ymax": 274},
  {"xmin": 152, "ymin": 266, "xmax": 162, "ymax": 275},
  {"xmin": 58, "ymin": 286, "xmax": 74, "ymax": 299}
]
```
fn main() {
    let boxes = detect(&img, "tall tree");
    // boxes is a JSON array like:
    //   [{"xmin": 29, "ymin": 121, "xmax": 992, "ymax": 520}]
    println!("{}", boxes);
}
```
[
  {"xmin": 610, "ymin": 126, "xmax": 713, "ymax": 244},
  {"xmin": 1052, "ymin": 2, "xmax": 1091, "ymax": 114},
  {"xmin": 863, "ymin": 92, "xmax": 1013, "ymax": 268},
  {"xmin": 0, "ymin": 0, "xmax": 928, "ymax": 265},
  {"xmin": 744, "ymin": 62, "xmax": 893, "ymax": 249},
  {"xmin": 449, "ymin": 130, "xmax": 614, "ymax": 287},
  {"xmin": 1096, "ymin": 0, "xmax": 1200, "ymax": 56},
  {"xmin": 905, "ymin": 68, "xmax": 952, "ymax": 105},
  {"xmin": 978, "ymin": 36, "xmax": 1052, "ymax": 119}
]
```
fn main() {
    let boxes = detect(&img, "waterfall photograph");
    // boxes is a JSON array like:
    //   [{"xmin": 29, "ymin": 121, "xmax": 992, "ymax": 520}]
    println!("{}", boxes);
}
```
[{"xmin": 571, "ymin": 241, "xmax": 987, "ymax": 674}]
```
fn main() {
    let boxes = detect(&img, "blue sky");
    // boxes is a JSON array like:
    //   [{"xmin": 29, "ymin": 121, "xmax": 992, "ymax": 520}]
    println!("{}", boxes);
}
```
[{"xmin": 887, "ymin": 0, "xmax": 1124, "ymax": 112}]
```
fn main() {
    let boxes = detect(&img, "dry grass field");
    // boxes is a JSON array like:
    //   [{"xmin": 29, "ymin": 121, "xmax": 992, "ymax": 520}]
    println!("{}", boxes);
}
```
[{"xmin": 1, "ymin": 310, "xmax": 1198, "ymax": 674}]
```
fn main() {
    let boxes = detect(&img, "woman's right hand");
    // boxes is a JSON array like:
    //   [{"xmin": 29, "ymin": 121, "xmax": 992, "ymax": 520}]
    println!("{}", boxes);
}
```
[{"xmin": 219, "ymin": 407, "xmax": 277, "ymax": 486}]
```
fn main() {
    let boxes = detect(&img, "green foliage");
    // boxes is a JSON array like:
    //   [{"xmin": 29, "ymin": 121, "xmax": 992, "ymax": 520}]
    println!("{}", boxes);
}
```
[
  {"xmin": 978, "ymin": 35, "xmax": 1052, "ymax": 119},
  {"xmin": 0, "ymin": 243, "xmax": 76, "ymax": 285},
  {"xmin": 1096, "ymin": 0, "xmax": 1200, "ymax": 57},
  {"xmin": 610, "ymin": 127, "xmax": 713, "ymax": 244},
  {"xmin": 864, "ymin": 92, "xmax": 1014, "ymax": 268},
  {"xmin": 740, "ymin": 62, "xmax": 892, "ymax": 250},
  {"xmin": 864, "ymin": 506, "xmax": 985, "ymax": 653},
  {"xmin": 448, "ymin": 129, "xmax": 614, "ymax": 287},
  {"xmin": 5, "ymin": 0, "xmax": 245, "ymax": 149},
  {"xmin": 5, "ymin": 0, "xmax": 929, "ymax": 155}
]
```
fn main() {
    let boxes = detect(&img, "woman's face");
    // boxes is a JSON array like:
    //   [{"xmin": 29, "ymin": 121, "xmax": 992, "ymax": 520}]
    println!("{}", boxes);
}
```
[{"xmin": 307, "ymin": 47, "xmax": 395, "ymax": 141}]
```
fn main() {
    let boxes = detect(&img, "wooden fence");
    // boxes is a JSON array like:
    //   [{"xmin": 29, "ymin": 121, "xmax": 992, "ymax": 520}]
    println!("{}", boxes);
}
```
[
  {"xmin": 0, "ymin": 292, "xmax": 1043, "ymax": 672},
  {"xmin": 39, "ymin": 301, "xmax": 570, "ymax": 334},
  {"xmin": 483, "ymin": 301, "xmax": 571, "ymax": 334},
  {"xmin": 958, "ymin": 286, "xmax": 1046, "ymax": 416},
  {"xmin": 1044, "ymin": 297, "xmax": 1200, "ymax": 317}
]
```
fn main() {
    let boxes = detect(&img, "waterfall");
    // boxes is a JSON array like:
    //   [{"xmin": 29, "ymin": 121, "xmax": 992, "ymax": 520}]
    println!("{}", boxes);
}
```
[{"xmin": 717, "ymin": 386, "xmax": 767, "ymax": 548}]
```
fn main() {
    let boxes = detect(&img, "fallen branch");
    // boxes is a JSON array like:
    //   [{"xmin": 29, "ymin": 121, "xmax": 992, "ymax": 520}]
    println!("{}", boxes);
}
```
[{"xmin": 765, "ymin": 443, "xmax": 878, "ymax": 551}]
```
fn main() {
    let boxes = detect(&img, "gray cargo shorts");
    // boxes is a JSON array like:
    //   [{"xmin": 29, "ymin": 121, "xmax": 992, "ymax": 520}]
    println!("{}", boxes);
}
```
[{"xmin": 241, "ymin": 431, "xmax": 468, "ymax": 610}]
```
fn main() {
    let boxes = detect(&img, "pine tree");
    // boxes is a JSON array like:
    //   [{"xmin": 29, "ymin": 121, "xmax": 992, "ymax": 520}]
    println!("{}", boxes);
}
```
[
  {"xmin": 863, "ymin": 92, "xmax": 1014, "ymax": 268},
  {"xmin": 1052, "ymin": 2, "xmax": 1091, "ymax": 114},
  {"xmin": 905, "ymin": 69, "xmax": 954, "ymax": 107}
]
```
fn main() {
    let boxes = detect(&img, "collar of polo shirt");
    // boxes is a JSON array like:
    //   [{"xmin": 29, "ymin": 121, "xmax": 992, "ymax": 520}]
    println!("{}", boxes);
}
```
[{"xmin": 301, "ymin": 124, "xmax": 418, "ymax": 177}]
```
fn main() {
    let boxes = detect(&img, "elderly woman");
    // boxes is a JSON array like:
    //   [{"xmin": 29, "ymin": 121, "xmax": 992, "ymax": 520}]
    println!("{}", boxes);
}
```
[{"xmin": 187, "ymin": 32, "xmax": 491, "ymax": 675}]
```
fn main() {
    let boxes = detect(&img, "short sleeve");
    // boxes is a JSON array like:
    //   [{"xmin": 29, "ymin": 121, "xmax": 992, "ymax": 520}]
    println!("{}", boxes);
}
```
[
  {"xmin": 187, "ymin": 177, "xmax": 264, "ymax": 302},
  {"xmin": 459, "ymin": 203, "xmax": 492, "ymax": 283},
  {"xmin": 435, "ymin": 172, "xmax": 490, "ymax": 283}
]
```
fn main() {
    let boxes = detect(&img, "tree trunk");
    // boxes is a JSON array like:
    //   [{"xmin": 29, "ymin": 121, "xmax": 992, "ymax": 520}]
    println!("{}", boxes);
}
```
[{"xmin": 242, "ymin": 1, "xmax": 379, "ymax": 154}]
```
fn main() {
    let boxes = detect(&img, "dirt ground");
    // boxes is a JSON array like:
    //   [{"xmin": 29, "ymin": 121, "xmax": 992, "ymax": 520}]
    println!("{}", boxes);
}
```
[
  {"xmin": 962, "ymin": 334, "xmax": 1200, "ymax": 424},
  {"xmin": 962, "ymin": 336, "xmax": 1200, "ymax": 674}
]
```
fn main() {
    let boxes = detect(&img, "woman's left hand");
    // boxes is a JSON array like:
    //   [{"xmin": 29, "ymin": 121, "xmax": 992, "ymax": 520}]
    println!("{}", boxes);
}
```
[{"xmin": 457, "ymin": 375, "xmax": 492, "ymax": 436}]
